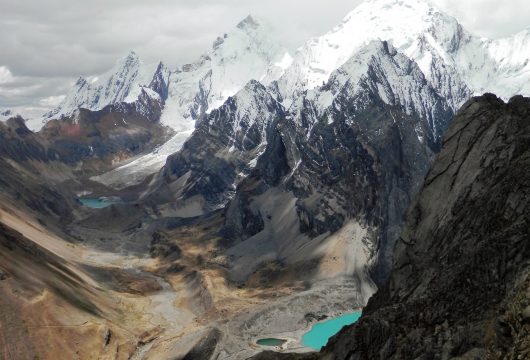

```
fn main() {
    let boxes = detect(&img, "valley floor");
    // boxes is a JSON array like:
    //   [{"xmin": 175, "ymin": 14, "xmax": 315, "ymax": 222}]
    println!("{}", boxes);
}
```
[{"xmin": 0, "ymin": 197, "xmax": 370, "ymax": 360}]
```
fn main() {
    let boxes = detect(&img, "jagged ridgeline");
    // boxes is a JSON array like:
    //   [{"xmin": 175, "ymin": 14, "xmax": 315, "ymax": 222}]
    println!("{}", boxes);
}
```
[
  {"xmin": 28, "ymin": 0, "xmax": 530, "ymax": 190},
  {"xmin": 0, "ymin": 0, "xmax": 528, "ymax": 359}
]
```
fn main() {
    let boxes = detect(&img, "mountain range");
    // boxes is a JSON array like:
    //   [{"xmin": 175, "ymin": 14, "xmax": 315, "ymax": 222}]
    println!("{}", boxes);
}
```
[
  {"xmin": 26, "ymin": 0, "xmax": 529, "ymax": 189},
  {"xmin": 0, "ymin": 0, "xmax": 528, "ymax": 359}
]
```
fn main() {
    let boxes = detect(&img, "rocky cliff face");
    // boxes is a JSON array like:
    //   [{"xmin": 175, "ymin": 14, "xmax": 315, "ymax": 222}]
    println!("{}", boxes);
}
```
[
  {"xmin": 40, "ymin": 100, "xmax": 170, "ymax": 169},
  {"xmin": 0, "ymin": 117, "xmax": 77, "ymax": 222},
  {"xmin": 256, "ymin": 94, "xmax": 529, "ymax": 359},
  {"xmin": 324, "ymin": 93, "xmax": 530, "ymax": 359}
]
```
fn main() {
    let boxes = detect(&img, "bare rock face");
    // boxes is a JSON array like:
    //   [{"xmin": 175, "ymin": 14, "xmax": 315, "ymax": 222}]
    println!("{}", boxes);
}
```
[
  {"xmin": 182, "ymin": 328, "xmax": 222, "ymax": 360},
  {"xmin": 283, "ymin": 94, "xmax": 529, "ymax": 360},
  {"xmin": 40, "ymin": 101, "xmax": 169, "ymax": 167}
]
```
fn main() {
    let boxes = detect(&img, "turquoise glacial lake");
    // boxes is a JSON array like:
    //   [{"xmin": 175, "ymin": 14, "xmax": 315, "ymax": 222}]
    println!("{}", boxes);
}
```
[
  {"xmin": 79, "ymin": 198, "xmax": 116, "ymax": 209},
  {"xmin": 302, "ymin": 311, "xmax": 362, "ymax": 350}
]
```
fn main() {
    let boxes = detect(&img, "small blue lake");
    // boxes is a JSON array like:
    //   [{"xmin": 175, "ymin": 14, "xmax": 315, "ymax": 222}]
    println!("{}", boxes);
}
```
[
  {"xmin": 79, "ymin": 198, "xmax": 117, "ymax": 209},
  {"xmin": 302, "ymin": 311, "xmax": 362, "ymax": 350},
  {"xmin": 256, "ymin": 338, "xmax": 287, "ymax": 347}
]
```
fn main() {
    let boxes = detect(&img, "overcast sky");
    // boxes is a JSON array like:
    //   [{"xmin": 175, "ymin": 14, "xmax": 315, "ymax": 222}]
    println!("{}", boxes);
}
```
[{"xmin": 1, "ymin": 0, "xmax": 529, "ymax": 117}]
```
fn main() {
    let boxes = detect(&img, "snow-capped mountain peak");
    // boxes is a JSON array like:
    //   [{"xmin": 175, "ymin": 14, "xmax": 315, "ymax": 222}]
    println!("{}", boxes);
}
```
[
  {"xmin": 486, "ymin": 28, "xmax": 530, "ymax": 70},
  {"xmin": 43, "ymin": 50, "xmax": 163, "ymax": 123},
  {"xmin": 310, "ymin": 40, "xmax": 452, "ymax": 142},
  {"xmin": 0, "ymin": 109, "xmax": 15, "ymax": 121},
  {"xmin": 159, "ymin": 14, "xmax": 291, "ymax": 131},
  {"xmin": 236, "ymin": 14, "xmax": 260, "ymax": 30},
  {"xmin": 277, "ymin": 0, "xmax": 529, "ymax": 111},
  {"xmin": 279, "ymin": 0, "xmax": 441, "ymax": 88}
]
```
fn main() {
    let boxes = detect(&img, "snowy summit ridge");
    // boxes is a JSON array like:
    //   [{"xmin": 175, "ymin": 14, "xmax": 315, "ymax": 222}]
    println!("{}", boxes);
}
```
[
  {"xmin": 159, "ymin": 14, "xmax": 291, "ymax": 132},
  {"xmin": 276, "ymin": 0, "xmax": 530, "ymax": 110},
  {"xmin": 43, "ymin": 1, "xmax": 530, "ymax": 129},
  {"xmin": 42, "ymin": 15, "xmax": 291, "ymax": 135},
  {"xmin": 43, "ymin": 51, "xmax": 166, "ymax": 123}
]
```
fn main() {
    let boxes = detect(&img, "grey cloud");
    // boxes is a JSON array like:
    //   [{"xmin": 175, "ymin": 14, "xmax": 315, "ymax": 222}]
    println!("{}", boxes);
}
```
[{"xmin": 436, "ymin": 0, "xmax": 530, "ymax": 38}]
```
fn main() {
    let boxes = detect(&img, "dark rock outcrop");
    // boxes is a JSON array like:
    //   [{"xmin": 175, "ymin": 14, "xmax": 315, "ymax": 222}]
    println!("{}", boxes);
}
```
[
  {"xmin": 327, "ymin": 94, "xmax": 529, "ymax": 359},
  {"xmin": 182, "ymin": 328, "xmax": 222, "ymax": 360},
  {"xmin": 149, "ymin": 231, "xmax": 182, "ymax": 260},
  {"xmin": 0, "ymin": 118, "xmax": 76, "ymax": 221},
  {"xmin": 40, "ymin": 102, "xmax": 170, "ymax": 168},
  {"xmin": 147, "ymin": 80, "xmax": 285, "ymax": 210},
  {"xmin": 0, "ymin": 116, "xmax": 56, "ymax": 162}
]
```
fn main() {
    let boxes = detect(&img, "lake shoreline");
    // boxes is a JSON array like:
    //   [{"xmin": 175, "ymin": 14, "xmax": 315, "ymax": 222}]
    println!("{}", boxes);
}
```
[{"xmin": 253, "ymin": 308, "xmax": 364, "ymax": 353}]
